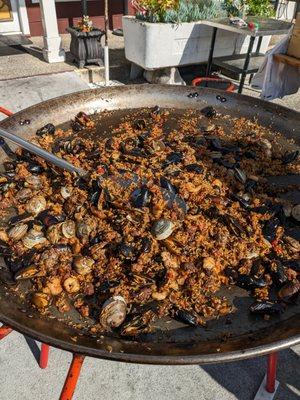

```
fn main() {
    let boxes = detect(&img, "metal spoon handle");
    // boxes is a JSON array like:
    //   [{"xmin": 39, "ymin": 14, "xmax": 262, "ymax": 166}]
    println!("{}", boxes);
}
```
[{"xmin": 0, "ymin": 127, "xmax": 87, "ymax": 178}]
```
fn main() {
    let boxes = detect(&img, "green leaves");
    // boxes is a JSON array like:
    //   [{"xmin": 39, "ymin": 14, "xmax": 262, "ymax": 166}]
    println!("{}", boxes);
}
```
[{"xmin": 135, "ymin": 0, "xmax": 275, "ymax": 23}]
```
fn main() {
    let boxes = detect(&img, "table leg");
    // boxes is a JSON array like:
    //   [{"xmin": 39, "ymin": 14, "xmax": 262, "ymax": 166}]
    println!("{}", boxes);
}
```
[
  {"xmin": 39, "ymin": 343, "xmax": 50, "ymax": 369},
  {"xmin": 206, "ymin": 27, "xmax": 217, "ymax": 77},
  {"xmin": 238, "ymin": 35, "xmax": 255, "ymax": 94},
  {"xmin": 255, "ymin": 36, "xmax": 263, "ymax": 54},
  {"xmin": 60, "ymin": 353, "xmax": 85, "ymax": 400},
  {"xmin": 0, "ymin": 325, "xmax": 12, "ymax": 340},
  {"xmin": 266, "ymin": 352, "xmax": 278, "ymax": 393}
]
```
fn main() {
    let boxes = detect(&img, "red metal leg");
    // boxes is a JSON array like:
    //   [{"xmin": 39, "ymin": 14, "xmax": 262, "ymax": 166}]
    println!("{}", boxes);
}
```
[
  {"xmin": 60, "ymin": 353, "xmax": 85, "ymax": 400},
  {"xmin": 39, "ymin": 343, "xmax": 50, "ymax": 369},
  {"xmin": 0, "ymin": 107, "xmax": 13, "ymax": 117},
  {"xmin": 266, "ymin": 352, "xmax": 278, "ymax": 393},
  {"xmin": 0, "ymin": 325, "xmax": 13, "ymax": 340}
]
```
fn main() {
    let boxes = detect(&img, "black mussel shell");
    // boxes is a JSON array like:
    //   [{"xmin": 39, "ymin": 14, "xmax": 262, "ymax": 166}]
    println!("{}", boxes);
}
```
[
  {"xmin": 0, "ymin": 239, "xmax": 11, "ymax": 257},
  {"xmin": 282, "ymin": 260, "xmax": 300, "ymax": 272},
  {"xmin": 249, "ymin": 301, "xmax": 285, "ymax": 315},
  {"xmin": 282, "ymin": 150, "xmax": 299, "ymax": 165},
  {"xmin": 3, "ymin": 161, "xmax": 17, "ymax": 172},
  {"xmin": 245, "ymin": 179, "xmax": 257, "ymax": 192},
  {"xmin": 270, "ymin": 261, "xmax": 288, "ymax": 287},
  {"xmin": 160, "ymin": 177, "xmax": 178, "ymax": 194},
  {"xmin": 174, "ymin": 309, "xmax": 198, "ymax": 327},
  {"xmin": 27, "ymin": 163, "xmax": 43, "ymax": 174},
  {"xmin": 223, "ymin": 215, "xmax": 247, "ymax": 237},
  {"xmin": 0, "ymin": 267, "xmax": 16, "ymax": 286},
  {"xmin": 232, "ymin": 194, "xmax": 251, "ymax": 209},
  {"xmin": 133, "ymin": 119, "xmax": 146, "ymax": 130},
  {"xmin": 262, "ymin": 217, "xmax": 280, "ymax": 242},
  {"xmin": 140, "ymin": 237, "xmax": 152, "ymax": 253},
  {"xmin": 244, "ymin": 150, "xmax": 257, "ymax": 160},
  {"xmin": 118, "ymin": 243, "xmax": 135, "ymax": 260},
  {"xmin": 201, "ymin": 106, "xmax": 216, "ymax": 118},
  {"xmin": 36, "ymin": 210, "xmax": 61, "ymax": 228},
  {"xmin": 164, "ymin": 152, "xmax": 183, "ymax": 167},
  {"xmin": 185, "ymin": 164, "xmax": 203, "ymax": 174},
  {"xmin": 233, "ymin": 167, "xmax": 247, "ymax": 184},
  {"xmin": 152, "ymin": 105, "xmax": 161, "ymax": 115},
  {"xmin": 131, "ymin": 186, "xmax": 151, "ymax": 208},
  {"xmin": 236, "ymin": 274, "xmax": 267, "ymax": 290},
  {"xmin": 213, "ymin": 158, "xmax": 235, "ymax": 168},
  {"xmin": 8, "ymin": 212, "xmax": 32, "ymax": 226},
  {"xmin": 99, "ymin": 279, "xmax": 120, "ymax": 292},
  {"xmin": 225, "ymin": 267, "xmax": 238, "ymax": 284},
  {"xmin": 278, "ymin": 281, "xmax": 300, "ymax": 302},
  {"xmin": 4, "ymin": 256, "xmax": 23, "ymax": 273},
  {"xmin": 155, "ymin": 267, "xmax": 168, "ymax": 290},
  {"xmin": 36, "ymin": 123, "xmax": 55, "ymax": 137}
]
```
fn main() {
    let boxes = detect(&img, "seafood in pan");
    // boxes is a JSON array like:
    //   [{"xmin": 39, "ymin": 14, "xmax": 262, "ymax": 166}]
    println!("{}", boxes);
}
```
[{"xmin": 0, "ymin": 106, "xmax": 299, "ymax": 336}]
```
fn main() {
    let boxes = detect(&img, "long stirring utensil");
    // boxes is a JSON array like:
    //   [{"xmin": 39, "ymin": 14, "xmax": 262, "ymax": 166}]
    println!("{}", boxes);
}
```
[{"xmin": 0, "ymin": 127, "xmax": 87, "ymax": 178}]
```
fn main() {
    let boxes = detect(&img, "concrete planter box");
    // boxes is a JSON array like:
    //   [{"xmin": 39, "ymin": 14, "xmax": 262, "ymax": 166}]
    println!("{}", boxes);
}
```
[
  {"xmin": 67, "ymin": 27, "xmax": 105, "ymax": 68},
  {"xmin": 123, "ymin": 16, "xmax": 271, "ymax": 70}
]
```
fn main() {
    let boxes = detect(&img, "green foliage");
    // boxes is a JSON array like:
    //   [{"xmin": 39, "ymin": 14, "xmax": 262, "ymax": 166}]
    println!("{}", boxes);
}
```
[
  {"xmin": 246, "ymin": 0, "xmax": 275, "ymax": 17},
  {"xmin": 163, "ymin": 0, "xmax": 227, "ymax": 23},
  {"xmin": 223, "ymin": 0, "xmax": 275, "ymax": 17},
  {"xmin": 135, "ymin": 0, "xmax": 275, "ymax": 23}
]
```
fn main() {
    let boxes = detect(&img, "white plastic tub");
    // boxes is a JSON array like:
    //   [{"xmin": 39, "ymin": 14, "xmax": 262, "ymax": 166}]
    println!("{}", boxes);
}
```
[{"xmin": 123, "ymin": 16, "xmax": 270, "ymax": 70}]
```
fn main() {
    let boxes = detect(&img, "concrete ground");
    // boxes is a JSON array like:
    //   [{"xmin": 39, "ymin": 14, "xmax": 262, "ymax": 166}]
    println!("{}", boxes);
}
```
[
  {"xmin": 0, "ymin": 332, "xmax": 299, "ymax": 400},
  {"xmin": 0, "ymin": 33, "xmax": 299, "ymax": 400},
  {"xmin": 0, "ymin": 32, "xmax": 130, "ymax": 83}
]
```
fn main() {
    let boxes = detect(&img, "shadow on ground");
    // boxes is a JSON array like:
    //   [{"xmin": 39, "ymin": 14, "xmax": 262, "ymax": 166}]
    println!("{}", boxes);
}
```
[{"xmin": 202, "ymin": 348, "xmax": 300, "ymax": 400}]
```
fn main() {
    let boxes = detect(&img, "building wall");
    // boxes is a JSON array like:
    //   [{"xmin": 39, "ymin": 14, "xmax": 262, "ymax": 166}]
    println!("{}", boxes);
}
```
[{"xmin": 25, "ymin": 0, "xmax": 133, "ymax": 36}]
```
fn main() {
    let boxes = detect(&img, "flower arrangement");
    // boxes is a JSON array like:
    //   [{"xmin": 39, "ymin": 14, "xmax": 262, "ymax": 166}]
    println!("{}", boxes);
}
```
[
  {"xmin": 76, "ymin": 15, "xmax": 94, "ymax": 32},
  {"xmin": 133, "ymin": 0, "xmax": 180, "ymax": 22},
  {"xmin": 133, "ymin": 0, "xmax": 275, "ymax": 23}
]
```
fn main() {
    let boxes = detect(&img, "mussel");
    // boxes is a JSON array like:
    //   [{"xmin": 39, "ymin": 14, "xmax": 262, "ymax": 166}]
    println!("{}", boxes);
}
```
[
  {"xmin": 278, "ymin": 281, "xmax": 300, "ymax": 302},
  {"xmin": 249, "ymin": 301, "xmax": 285, "ymax": 315},
  {"xmin": 282, "ymin": 150, "xmax": 299, "ymax": 164},
  {"xmin": 201, "ymin": 106, "xmax": 216, "ymax": 118},
  {"xmin": 185, "ymin": 164, "xmax": 203, "ymax": 174},
  {"xmin": 36, "ymin": 123, "xmax": 55, "ymax": 137},
  {"xmin": 174, "ymin": 309, "xmax": 198, "ymax": 327},
  {"xmin": 121, "ymin": 310, "xmax": 155, "ymax": 336},
  {"xmin": 131, "ymin": 186, "xmax": 151, "ymax": 208},
  {"xmin": 236, "ymin": 274, "xmax": 267, "ymax": 290}
]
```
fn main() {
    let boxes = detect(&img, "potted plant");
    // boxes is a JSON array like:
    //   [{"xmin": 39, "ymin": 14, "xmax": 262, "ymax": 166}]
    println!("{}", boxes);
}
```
[
  {"xmin": 67, "ymin": 16, "xmax": 105, "ymax": 68},
  {"xmin": 123, "ymin": 0, "xmax": 272, "ymax": 71}
]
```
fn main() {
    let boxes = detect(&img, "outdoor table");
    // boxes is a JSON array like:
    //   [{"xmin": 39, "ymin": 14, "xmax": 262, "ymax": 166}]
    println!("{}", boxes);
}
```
[{"xmin": 203, "ymin": 17, "xmax": 292, "ymax": 93}]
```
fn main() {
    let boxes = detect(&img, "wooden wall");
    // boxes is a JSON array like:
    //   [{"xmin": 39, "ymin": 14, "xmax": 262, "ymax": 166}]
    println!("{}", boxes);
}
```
[{"xmin": 25, "ymin": 0, "xmax": 133, "ymax": 36}]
